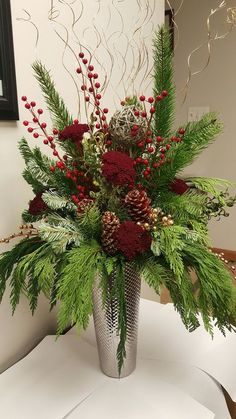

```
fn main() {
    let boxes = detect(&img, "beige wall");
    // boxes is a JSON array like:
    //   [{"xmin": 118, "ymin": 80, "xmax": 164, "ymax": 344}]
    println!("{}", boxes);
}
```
[
  {"xmin": 169, "ymin": 0, "xmax": 236, "ymax": 249},
  {"xmin": 0, "ymin": 0, "xmax": 164, "ymax": 370}
]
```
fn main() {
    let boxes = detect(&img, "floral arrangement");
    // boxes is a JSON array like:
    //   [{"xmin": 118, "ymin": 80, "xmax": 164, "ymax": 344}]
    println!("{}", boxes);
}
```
[{"xmin": 0, "ymin": 28, "xmax": 236, "ymax": 372}]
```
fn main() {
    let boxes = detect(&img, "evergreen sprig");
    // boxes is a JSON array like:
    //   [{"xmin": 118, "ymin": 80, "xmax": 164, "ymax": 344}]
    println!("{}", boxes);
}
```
[
  {"xmin": 32, "ymin": 61, "xmax": 73, "ymax": 131},
  {"xmin": 153, "ymin": 27, "xmax": 175, "ymax": 137}
]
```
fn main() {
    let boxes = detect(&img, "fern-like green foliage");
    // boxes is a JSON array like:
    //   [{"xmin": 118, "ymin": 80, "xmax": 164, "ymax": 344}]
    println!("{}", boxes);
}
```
[
  {"xmin": 157, "ymin": 189, "xmax": 208, "ymax": 224},
  {"xmin": 76, "ymin": 205, "xmax": 102, "ymax": 241},
  {"xmin": 42, "ymin": 190, "xmax": 77, "ymax": 212},
  {"xmin": 32, "ymin": 61, "xmax": 73, "ymax": 131},
  {"xmin": 0, "ymin": 238, "xmax": 42, "ymax": 303},
  {"xmin": 183, "ymin": 244, "xmax": 236, "ymax": 334},
  {"xmin": 56, "ymin": 242, "xmax": 100, "ymax": 334},
  {"xmin": 153, "ymin": 27, "xmax": 175, "ymax": 137}
]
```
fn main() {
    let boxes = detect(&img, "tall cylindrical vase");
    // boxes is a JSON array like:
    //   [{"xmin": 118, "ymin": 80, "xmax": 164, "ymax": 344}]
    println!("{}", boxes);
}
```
[{"xmin": 92, "ymin": 263, "xmax": 141, "ymax": 378}]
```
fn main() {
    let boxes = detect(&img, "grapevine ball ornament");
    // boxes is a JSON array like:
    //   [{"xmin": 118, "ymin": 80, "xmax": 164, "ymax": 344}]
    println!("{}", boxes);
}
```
[{"xmin": 108, "ymin": 105, "xmax": 147, "ymax": 148}]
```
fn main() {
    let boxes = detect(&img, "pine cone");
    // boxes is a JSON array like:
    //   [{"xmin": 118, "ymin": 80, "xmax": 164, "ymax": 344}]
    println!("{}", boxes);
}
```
[
  {"xmin": 77, "ymin": 199, "xmax": 94, "ymax": 213},
  {"xmin": 124, "ymin": 189, "xmax": 152, "ymax": 223},
  {"xmin": 101, "ymin": 211, "xmax": 120, "ymax": 255}
]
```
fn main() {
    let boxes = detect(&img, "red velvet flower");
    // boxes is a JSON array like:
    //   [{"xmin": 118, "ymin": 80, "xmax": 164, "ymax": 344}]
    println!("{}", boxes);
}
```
[
  {"xmin": 28, "ymin": 192, "xmax": 48, "ymax": 216},
  {"xmin": 59, "ymin": 123, "xmax": 89, "ymax": 152},
  {"xmin": 115, "ymin": 221, "xmax": 152, "ymax": 260},
  {"xmin": 101, "ymin": 151, "xmax": 136, "ymax": 186},
  {"xmin": 170, "ymin": 178, "xmax": 189, "ymax": 195}
]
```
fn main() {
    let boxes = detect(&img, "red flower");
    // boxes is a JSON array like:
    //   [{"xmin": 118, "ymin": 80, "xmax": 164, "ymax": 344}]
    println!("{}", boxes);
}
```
[
  {"xmin": 115, "ymin": 221, "xmax": 151, "ymax": 260},
  {"xmin": 101, "ymin": 151, "xmax": 136, "ymax": 186},
  {"xmin": 170, "ymin": 178, "xmax": 189, "ymax": 195},
  {"xmin": 59, "ymin": 123, "xmax": 89, "ymax": 152},
  {"xmin": 28, "ymin": 192, "xmax": 48, "ymax": 216}
]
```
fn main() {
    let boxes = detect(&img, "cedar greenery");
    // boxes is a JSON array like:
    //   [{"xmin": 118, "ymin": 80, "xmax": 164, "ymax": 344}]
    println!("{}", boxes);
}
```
[{"xmin": 0, "ymin": 26, "xmax": 236, "ymax": 376}]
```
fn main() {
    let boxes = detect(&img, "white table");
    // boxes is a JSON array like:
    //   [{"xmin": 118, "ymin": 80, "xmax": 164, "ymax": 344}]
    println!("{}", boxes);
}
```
[{"xmin": 0, "ymin": 299, "xmax": 235, "ymax": 418}]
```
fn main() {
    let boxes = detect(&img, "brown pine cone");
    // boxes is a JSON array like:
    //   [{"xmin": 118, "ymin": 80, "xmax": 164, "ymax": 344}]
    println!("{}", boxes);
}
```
[
  {"xmin": 77, "ymin": 199, "xmax": 94, "ymax": 213},
  {"xmin": 124, "ymin": 189, "xmax": 152, "ymax": 223},
  {"xmin": 101, "ymin": 211, "xmax": 120, "ymax": 255}
]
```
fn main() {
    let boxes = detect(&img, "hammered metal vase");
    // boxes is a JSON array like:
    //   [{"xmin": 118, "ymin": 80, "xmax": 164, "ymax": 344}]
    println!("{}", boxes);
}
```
[{"xmin": 92, "ymin": 263, "xmax": 141, "ymax": 378}]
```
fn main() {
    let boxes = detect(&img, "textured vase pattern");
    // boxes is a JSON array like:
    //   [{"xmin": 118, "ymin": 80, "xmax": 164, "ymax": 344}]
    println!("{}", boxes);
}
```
[{"xmin": 92, "ymin": 263, "xmax": 141, "ymax": 378}]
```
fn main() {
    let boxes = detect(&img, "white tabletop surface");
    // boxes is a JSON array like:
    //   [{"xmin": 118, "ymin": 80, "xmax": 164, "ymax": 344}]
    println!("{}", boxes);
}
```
[{"xmin": 0, "ymin": 299, "xmax": 235, "ymax": 419}]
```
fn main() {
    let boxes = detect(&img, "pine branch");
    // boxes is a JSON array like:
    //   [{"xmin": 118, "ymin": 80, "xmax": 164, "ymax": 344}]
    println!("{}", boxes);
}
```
[
  {"xmin": 153, "ymin": 26, "xmax": 175, "ymax": 137},
  {"xmin": 187, "ymin": 177, "xmax": 235, "ymax": 198},
  {"xmin": 32, "ymin": 61, "xmax": 73, "ymax": 131},
  {"xmin": 42, "ymin": 191, "xmax": 77, "ymax": 212},
  {"xmin": 38, "ymin": 214, "xmax": 83, "ymax": 254}
]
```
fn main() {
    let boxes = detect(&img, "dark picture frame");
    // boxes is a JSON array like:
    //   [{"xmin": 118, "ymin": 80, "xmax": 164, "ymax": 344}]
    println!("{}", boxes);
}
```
[
  {"xmin": 0, "ymin": 0, "xmax": 19, "ymax": 120},
  {"xmin": 165, "ymin": 9, "xmax": 174, "ymax": 51}
]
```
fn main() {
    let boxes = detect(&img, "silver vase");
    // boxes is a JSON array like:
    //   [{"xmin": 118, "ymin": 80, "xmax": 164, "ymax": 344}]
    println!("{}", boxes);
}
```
[{"xmin": 92, "ymin": 263, "xmax": 141, "ymax": 378}]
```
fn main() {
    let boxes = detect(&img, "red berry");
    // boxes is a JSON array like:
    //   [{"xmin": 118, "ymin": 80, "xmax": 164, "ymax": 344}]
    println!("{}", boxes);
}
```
[
  {"xmin": 85, "ymin": 96, "xmax": 90, "ymax": 102},
  {"xmin": 143, "ymin": 170, "xmax": 149, "ymax": 177},
  {"xmin": 139, "ymin": 95, "xmax": 145, "ymax": 101},
  {"xmin": 141, "ymin": 111, "xmax": 147, "ymax": 118},
  {"xmin": 150, "ymin": 107, "xmax": 156, "ymax": 114},
  {"xmin": 48, "ymin": 136, "xmax": 53, "ymax": 142},
  {"xmin": 148, "ymin": 97, "xmax": 154, "ymax": 103},
  {"xmin": 143, "ymin": 159, "xmax": 149, "ymax": 165},
  {"xmin": 28, "ymin": 127, "xmax": 33, "ymax": 133},
  {"xmin": 93, "ymin": 73, "xmax": 98, "ymax": 79},
  {"xmin": 153, "ymin": 163, "xmax": 159, "ymax": 168},
  {"xmin": 95, "ymin": 82, "xmax": 100, "ymax": 88},
  {"xmin": 95, "ymin": 100, "xmax": 100, "ymax": 106},
  {"xmin": 51, "ymin": 143, "xmax": 56, "ymax": 149},
  {"xmin": 43, "ymin": 139, "xmax": 49, "ymax": 145},
  {"xmin": 23, "ymin": 120, "xmax": 29, "ymax": 126},
  {"xmin": 63, "ymin": 155, "xmax": 68, "ymax": 161},
  {"xmin": 162, "ymin": 90, "xmax": 168, "ymax": 97},
  {"xmin": 137, "ymin": 141, "xmax": 144, "ymax": 148},
  {"xmin": 166, "ymin": 144, "xmax": 171, "ymax": 150},
  {"xmin": 25, "ymin": 103, "xmax": 31, "ymax": 109},
  {"xmin": 88, "ymin": 72, "xmax": 93, "ymax": 79},
  {"xmin": 160, "ymin": 154, "xmax": 165, "ymax": 159},
  {"xmin": 33, "ymin": 117, "xmax": 38, "ymax": 123},
  {"xmin": 50, "ymin": 166, "xmax": 55, "ymax": 172},
  {"xmin": 89, "ymin": 87, "xmax": 94, "ymax": 93},
  {"xmin": 103, "ymin": 108, "xmax": 109, "ymax": 114},
  {"xmin": 33, "ymin": 132, "xmax": 39, "ymax": 138},
  {"xmin": 81, "ymin": 84, "xmax": 87, "ymax": 91},
  {"xmin": 53, "ymin": 128, "xmax": 59, "ymax": 135},
  {"xmin": 53, "ymin": 150, "xmax": 58, "ymax": 156},
  {"xmin": 74, "ymin": 119, "xmax": 79, "ymax": 124},
  {"xmin": 30, "ymin": 101, "xmax": 36, "ymax": 107},
  {"xmin": 160, "ymin": 148, "xmax": 166, "ymax": 153},
  {"xmin": 146, "ymin": 167, "xmax": 151, "ymax": 173},
  {"xmin": 134, "ymin": 110, "xmax": 140, "ymax": 116},
  {"xmin": 156, "ymin": 95, "xmax": 163, "ymax": 102},
  {"xmin": 101, "ymin": 115, "xmax": 106, "ymax": 121},
  {"xmin": 171, "ymin": 136, "xmax": 177, "ymax": 142},
  {"xmin": 106, "ymin": 140, "xmax": 112, "ymax": 146},
  {"xmin": 37, "ymin": 108, "xmax": 43, "ymax": 114},
  {"xmin": 120, "ymin": 101, "xmax": 125, "ymax": 106},
  {"xmin": 88, "ymin": 65, "xmax": 94, "ymax": 71},
  {"xmin": 95, "ymin": 110, "xmax": 100, "ymax": 115},
  {"xmin": 178, "ymin": 128, "xmax": 185, "ymax": 135},
  {"xmin": 41, "ymin": 122, "xmax": 47, "ymax": 129},
  {"xmin": 146, "ymin": 138, "xmax": 153, "ymax": 144},
  {"xmin": 76, "ymin": 67, "xmax": 82, "ymax": 74},
  {"xmin": 21, "ymin": 96, "xmax": 27, "ymax": 101},
  {"xmin": 147, "ymin": 130, "xmax": 152, "ymax": 136},
  {"xmin": 132, "ymin": 125, "xmax": 139, "ymax": 131},
  {"xmin": 136, "ymin": 157, "xmax": 142, "ymax": 164},
  {"xmin": 79, "ymin": 52, "xmax": 84, "ymax": 58},
  {"xmin": 96, "ymin": 94, "xmax": 101, "ymax": 99},
  {"xmin": 95, "ymin": 123, "xmax": 101, "ymax": 129},
  {"xmin": 147, "ymin": 147, "xmax": 154, "ymax": 153},
  {"xmin": 103, "ymin": 124, "xmax": 108, "ymax": 129},
  {"xmin": 137, "ymin": 183, "xmax": 142, "ymax": 189}
]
